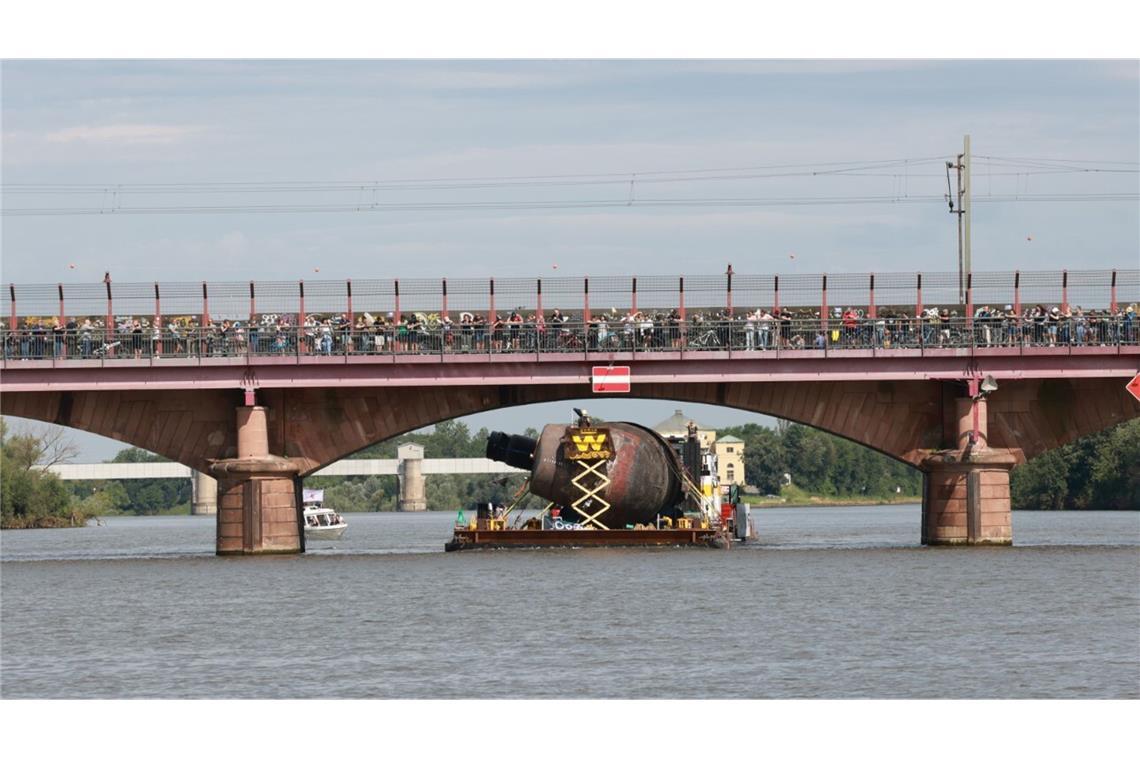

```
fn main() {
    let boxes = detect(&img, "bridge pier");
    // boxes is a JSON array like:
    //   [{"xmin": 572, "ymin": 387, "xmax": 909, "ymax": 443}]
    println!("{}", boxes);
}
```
[
  {"xmin": 191, "ymin": 470, "xmax": 218, "ymax": 515},
  {"xmin": 920, "ymin": 398, "xmax": 1014, "ymax": 546},
  {"xmin": 397, "ymin": 443, "xmax": 427, "ymax": 511},
  {"xmin": 211, "ymin": 405, "xmax": 303, "ymax": 555},
  {"xmin": 921, "ymin": 452, "xmax": 1016, "ymax": 545}
]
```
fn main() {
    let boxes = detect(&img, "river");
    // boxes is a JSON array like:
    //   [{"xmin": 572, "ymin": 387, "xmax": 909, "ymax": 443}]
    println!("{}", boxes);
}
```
[{"xmin": 2, "ymin": 505, "xmax": 1137, "ymax": 699}]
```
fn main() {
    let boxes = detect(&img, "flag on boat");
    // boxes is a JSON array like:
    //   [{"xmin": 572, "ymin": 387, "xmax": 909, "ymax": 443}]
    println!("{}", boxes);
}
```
[{"xmin": 302, "ymin": 489, "xmax": 324, "ymax": 503}]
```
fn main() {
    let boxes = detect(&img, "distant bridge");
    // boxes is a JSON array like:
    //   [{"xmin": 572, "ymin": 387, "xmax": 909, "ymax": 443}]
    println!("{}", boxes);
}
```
[{"xmin": 45, "ymin": 458, "xmax": 524, "ymax": 480}]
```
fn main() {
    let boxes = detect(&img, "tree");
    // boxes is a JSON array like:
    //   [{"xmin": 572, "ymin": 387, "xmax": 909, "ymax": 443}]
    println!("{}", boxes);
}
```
[{"xmin": 1, "ymin": 419, "xmax": 86, "ymax": 527}]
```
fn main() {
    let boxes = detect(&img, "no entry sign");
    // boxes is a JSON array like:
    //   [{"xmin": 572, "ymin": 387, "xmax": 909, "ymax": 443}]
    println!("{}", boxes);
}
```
[
  {"xmin": 1127, "ymin": 373, "xmax": 1140, "ymax": 404},
  {"xmin": 592, "ymin": 366, "xmax": 631, "ymax": 393}
]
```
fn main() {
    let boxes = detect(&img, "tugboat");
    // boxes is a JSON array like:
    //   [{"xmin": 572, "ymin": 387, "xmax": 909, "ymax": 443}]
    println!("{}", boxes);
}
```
[{"xmin": 302, "ymin": 489, "xmax": 348, "ymax": 540}]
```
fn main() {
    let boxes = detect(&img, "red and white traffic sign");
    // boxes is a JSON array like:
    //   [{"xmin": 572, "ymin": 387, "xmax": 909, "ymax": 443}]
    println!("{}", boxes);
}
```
[
  {"xmin": 1127, "ymin": 373, "xmax": 1140, "ymax": 404},
  {"xmin": 592, "ymin": 366, "xmax": 631, "ymax": 393}
]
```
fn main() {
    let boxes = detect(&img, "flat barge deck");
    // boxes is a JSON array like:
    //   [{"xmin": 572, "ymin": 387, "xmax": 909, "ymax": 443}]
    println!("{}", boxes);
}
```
[{"xmin": 445, "ymin": 527, "xmax": 730, "ymax": 551}]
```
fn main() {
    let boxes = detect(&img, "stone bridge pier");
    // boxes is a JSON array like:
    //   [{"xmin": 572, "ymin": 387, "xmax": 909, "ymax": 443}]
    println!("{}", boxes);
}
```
[
  {"xmin": 920, "ymin": 396, "xmax": 1015, "ymax": 546},
  {"xmin": 211, "ymin": 405, "xmax": 302, "ymax": 555}
]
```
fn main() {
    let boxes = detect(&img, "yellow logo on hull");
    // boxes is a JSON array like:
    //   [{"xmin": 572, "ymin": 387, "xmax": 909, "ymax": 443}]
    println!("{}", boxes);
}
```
[{"xmin": 563, "ymin": 427, "xmax": 614, "ymax": 460}]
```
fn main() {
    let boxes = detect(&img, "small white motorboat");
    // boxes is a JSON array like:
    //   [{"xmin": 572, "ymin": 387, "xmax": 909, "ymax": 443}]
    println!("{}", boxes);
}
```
[{"xmin": 302, "ymin": 489, "xmax": 347, "ymax": 540}]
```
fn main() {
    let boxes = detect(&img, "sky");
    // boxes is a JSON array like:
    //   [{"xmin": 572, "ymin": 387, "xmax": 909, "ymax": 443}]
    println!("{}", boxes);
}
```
[{"xmin": 2, "ymin": 59, "xmax": 1138, "ymax": 460}]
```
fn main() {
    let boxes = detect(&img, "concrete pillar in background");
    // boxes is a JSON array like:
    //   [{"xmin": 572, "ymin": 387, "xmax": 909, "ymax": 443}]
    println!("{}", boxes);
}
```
[
  {"xmin": 397, "ymin": 442, "xmax": 427, "ymax": 512},
  {"xmin": 191, "ymin": 470, "xmax": 218, "ymax": 515}
]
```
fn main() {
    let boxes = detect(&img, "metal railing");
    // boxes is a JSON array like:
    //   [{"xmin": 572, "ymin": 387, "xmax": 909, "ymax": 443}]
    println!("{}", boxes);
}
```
[
  {"xmin": 4, "ymin": 315, "xmax": 1137, "ymax": 362},
  {"xmin": 4, "ymin": 270, "xmax": 1138, "ymax": 335}
]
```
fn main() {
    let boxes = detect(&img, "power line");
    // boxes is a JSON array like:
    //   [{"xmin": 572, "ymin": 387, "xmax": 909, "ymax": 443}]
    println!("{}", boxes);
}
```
[{"xmin": 5, "ymin": 192, "xmax": 1136, "ymax": 217}]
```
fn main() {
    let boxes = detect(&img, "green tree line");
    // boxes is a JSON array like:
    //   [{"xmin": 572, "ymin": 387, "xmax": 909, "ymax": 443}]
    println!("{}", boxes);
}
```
[
  {"xmin": 1, "ymin": 420, "xmax": 94, "ymax": 528},
  {"xmin": 1009, "ymin": 419, "xmax": 1139, "ymax": 509},
  {"xmin": 4, "ymin": 416, "xmax": 1137, "ymax": 526},
  {"xmin": 68, "ymin": 447, "xmax": 192, "ymax": 516},
  {"xmin": 717, "ymin": 422, "xmax": 923, "ymax": 499}
]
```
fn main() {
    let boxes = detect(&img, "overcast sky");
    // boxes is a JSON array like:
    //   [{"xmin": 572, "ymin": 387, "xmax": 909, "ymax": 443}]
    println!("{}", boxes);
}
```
[{"xmin": 3, "ymin": 60, "xmax": 1138, "ymax": 460}]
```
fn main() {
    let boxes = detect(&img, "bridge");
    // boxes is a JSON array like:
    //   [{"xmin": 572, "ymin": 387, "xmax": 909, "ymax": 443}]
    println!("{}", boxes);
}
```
[
  {"xmin": 3, "ymin": 268, "xmax": 1138, "ymax": 554},
  {"xmin": 44, "ymin": 451, "xmax": 524, "ymax": 514}
]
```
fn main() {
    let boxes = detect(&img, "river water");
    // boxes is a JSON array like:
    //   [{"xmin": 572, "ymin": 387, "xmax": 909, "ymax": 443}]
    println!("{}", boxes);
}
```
[{"xmin": 2, "ymin": 505, "xmax": 1138, "ymax": 699}]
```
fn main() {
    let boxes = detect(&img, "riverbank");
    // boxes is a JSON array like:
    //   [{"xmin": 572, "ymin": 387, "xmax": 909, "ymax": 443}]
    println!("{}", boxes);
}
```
[
  {"xmin": 743, "ymin": 484, "xmax": 920, "ymax": 508},
  {"xmin": 746, "ymin": 496, "xmax": 919, "ymax": 508},
  {"xmin": 1, "ymin": 513, "xmax": 93, "ymax": 529}
]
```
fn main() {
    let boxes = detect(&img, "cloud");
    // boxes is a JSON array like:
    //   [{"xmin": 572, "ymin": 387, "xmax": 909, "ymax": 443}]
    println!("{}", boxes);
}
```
[{"xmin": 44, "ymin": 123, "xmax": 203, "ymax": 145}]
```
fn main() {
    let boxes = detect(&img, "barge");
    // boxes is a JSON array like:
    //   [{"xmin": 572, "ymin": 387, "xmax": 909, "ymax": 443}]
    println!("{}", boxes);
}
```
[{"xmin": 445, "ymin": 410, "xmax": 751, "ymax": 551}]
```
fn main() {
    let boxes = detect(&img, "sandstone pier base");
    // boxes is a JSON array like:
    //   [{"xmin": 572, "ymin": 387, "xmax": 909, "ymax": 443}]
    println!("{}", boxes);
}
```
[{"xmin": 211, "ymin": 405, "xmax": 303, "ymax": 555}]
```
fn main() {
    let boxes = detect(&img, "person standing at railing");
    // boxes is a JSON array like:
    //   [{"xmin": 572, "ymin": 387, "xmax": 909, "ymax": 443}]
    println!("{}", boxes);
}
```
[
  {"xmin": 638, "ymin": 312, "xmax": 653, "ymax": 349},
  {"xmin": 1060, "ymin": 305, "xmax": 1074, "ymax": 345},
  {"xmin": 759, "ymin": 309, "xmax": 774, "ymax": 350},
  {"xmin": 167, "ymin": 320, "xmax": 181, "ymax": 355},
  {"xmin": 50, "ymin": 319, "xmax": 64, "ymax": 357},
  {"xmin": 150, "ymin": 320, "xmax": 162, "ymax": 357},
  {"xmin": 79, "ymin": 319, "xmax": 94, "ymax": 357},
  {"xmin": 65, "ymin": 316, "xmax": 77, "ymax": 356},
  {"xmin": 489, "ymin": 314, "xmax": 503, "ymax": 352},
  {"xmin": 509, "ymin": 311, "xmax": 523, "ymax": 351},
  {"xmin": 936, "ymin": 309, "xmax": 950, "ymax": 346},
  {"xmin": 1072, "ymin": 307, "xmax": 1087, "ymax": 345},
  {"xmin": 1124, "ymin": 305, "xmax": 1136, "ymax": 345},
  {"xmin": 1046, "ymin": 307, "xmax": 1061, "ymax": 346},
  {"xmin": 532, "ymin": 312, "xmax": 544, "ymax": 352},
  {"xmin": 744, "ymin": 309, "xmax": 757, "ymax": 350},
  {"xmin": 318, "ymin": 319, "xmax": 333, "ymax": 356}
]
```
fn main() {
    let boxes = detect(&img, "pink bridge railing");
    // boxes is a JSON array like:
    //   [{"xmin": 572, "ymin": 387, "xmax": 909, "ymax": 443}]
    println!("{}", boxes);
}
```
[{"xmin": 2, "ymin": 269, "xmax": 1138, "ymax": 360}]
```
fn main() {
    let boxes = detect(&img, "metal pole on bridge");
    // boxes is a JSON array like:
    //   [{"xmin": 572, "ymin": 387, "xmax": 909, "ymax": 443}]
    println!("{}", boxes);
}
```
[
  {"xmin": 1110, "ymin": 270, "xmax": 1118, "ymax": 313},
  {"xmin": 631, "ymin": 276, "xmax": 638, "ymax": 315},
  {"xmin": 201, "ymin": 282, "xmax": 210, "ymax": 328},
  {"xmin": 966, "ymin": 273, "xmax": 974, "ymax": 331},
  {"xmin": 1013, "ymin": 271, "xmax": 1021, "ymax": 317},
  {"xmin": 1061, "ymin": 270, "xmax": 1068, "ymax": 313},
  {"xmin": 868, "ymin": 274, "xmax": 876, "ymax": 319},
  {"xmin": 347, "ymin": 279, "xmax": 354, "ymax": 326},
  {"xmin": 583, "ymin": 277, "xmax": 590, "ymax": 323},
  {"xmin": 154, "ymin": 282, "xmax": 161, "ymax": 333},
  {"xmin": 392, "ymin": 280, "xmax": 400, "ymax": 325},
  {"xmin": 773, "ymin": 275, "xmax": 780, "ymax": 315},
  {"xmin": 9, "ymin": 284, "xmax": 16, "ymax": 333},
  {"xmin": 105, "ymin": 276, "xmax": 113, "ymax": 353},
  {"xmin": 249, "ymin": 281, "xmax": 256, "ymax": 326},
  {"xmin": 725, "ymin": 264, "xmax": 734, "ymax": 316},
  {"xmin": 536, "ymin": 278, "xmax": 542, "ymax": 319},
  {"xmin": 442, "ymin": 278, "xmax": 449, "ymax": 321},
  {"xmin": 821, "ymin": 274, "xmax": 828, "ymax": 339},
  {"xmin": 57, "ymin": 284, "xmax": 67, "ymax": 357},
  {"xmin": 298, "ymin": 281, "xmax": 307, "ymax": 353}
]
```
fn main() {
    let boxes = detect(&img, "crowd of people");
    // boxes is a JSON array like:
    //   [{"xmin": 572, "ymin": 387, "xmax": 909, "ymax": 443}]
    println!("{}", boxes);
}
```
[{"xmin": 3, "ymin": 302, "xmax": 1138, "ymax": 359}]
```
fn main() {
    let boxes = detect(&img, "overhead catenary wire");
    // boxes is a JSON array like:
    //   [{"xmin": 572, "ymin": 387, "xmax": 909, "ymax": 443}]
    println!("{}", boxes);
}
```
[
  {"xmin": 3, "ymin": 153, "xmax": 1135, "ymax": 216},
  {"xmin": 4, "ymin": 192, "xmax": 1137, "ymax": 217}
]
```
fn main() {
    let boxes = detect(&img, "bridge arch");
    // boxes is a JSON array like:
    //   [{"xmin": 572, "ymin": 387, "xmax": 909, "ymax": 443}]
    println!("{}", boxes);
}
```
[
  {"xmin": 2, "ymin": 376, "xmax": 1135, "ymax": 476},
  {"xmin": 315, "ymin": 383, "xmax": 937, "ymax": 474}
]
